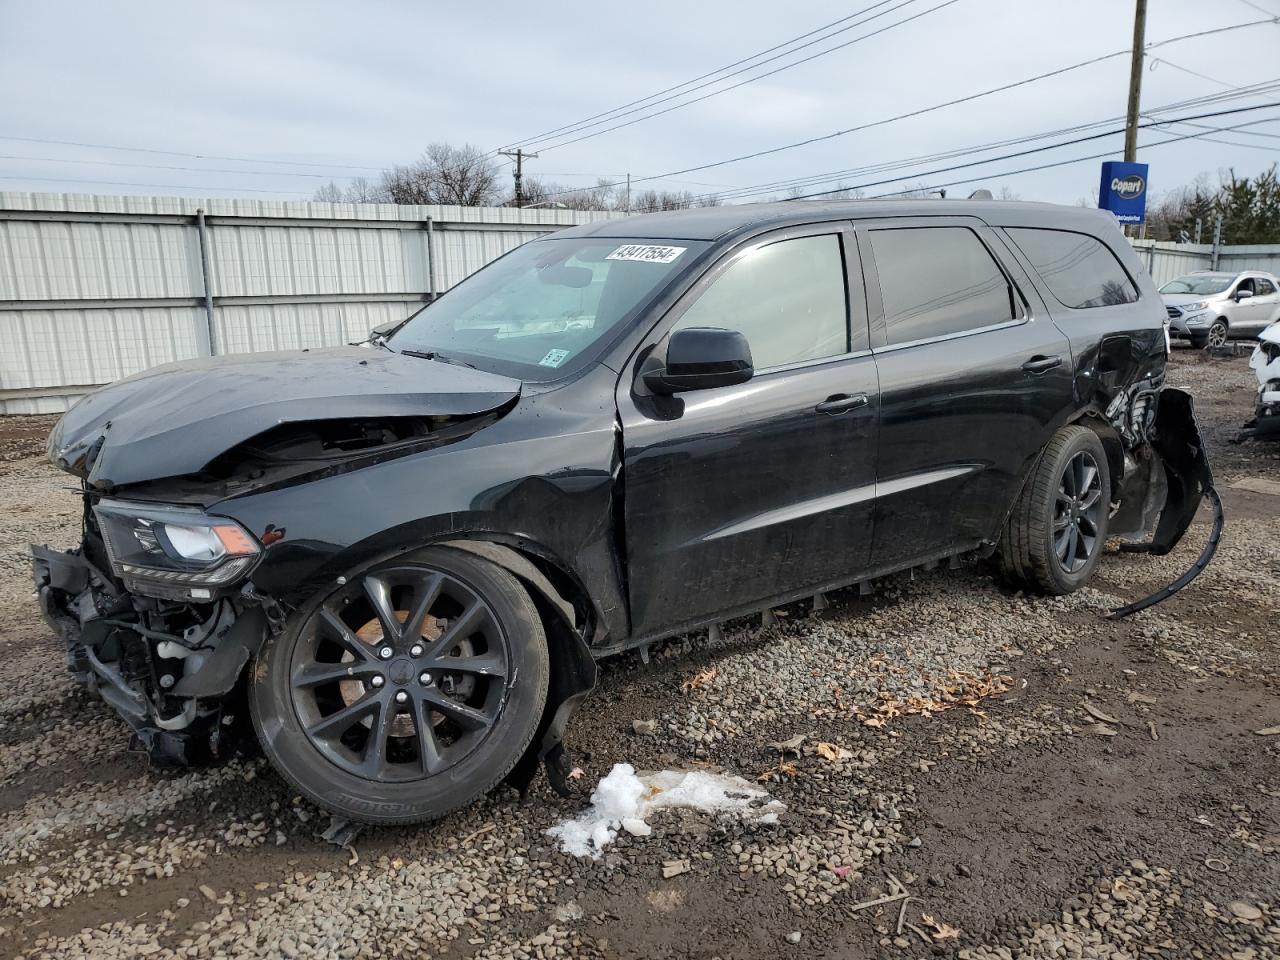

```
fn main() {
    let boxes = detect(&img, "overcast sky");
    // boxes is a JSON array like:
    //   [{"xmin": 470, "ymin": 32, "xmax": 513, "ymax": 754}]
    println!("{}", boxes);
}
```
[{"xmin": 1, "ymin": 0, "xmax": 1277, "ymax": 208}]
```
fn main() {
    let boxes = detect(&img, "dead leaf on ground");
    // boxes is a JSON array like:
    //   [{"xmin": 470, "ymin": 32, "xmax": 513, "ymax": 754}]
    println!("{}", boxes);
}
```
[
  {"xmin": 921, "ymin": 913, "xmax": 961, "ymax": 941},
  {"xmin": 757, "ymin": 761, "xmax": 798, "ymax": 782},
  {"xmin": 680, "ymin": 666, "xmax": 718, "ymax": 693},
  {"xmin": 856, "ymin": 671, "xmax": 1013, "ymax": 729},
  {"xmin": 815, "ymin": 741, "xmax": 845, "ymax": 762},
  {"xmin": 1082, "ymin": 701, "xmax": 1119, "ymax": 724},
  {"xmin": 1255, "ymin": 726, "xmax": 1280, "ymax": 736}
]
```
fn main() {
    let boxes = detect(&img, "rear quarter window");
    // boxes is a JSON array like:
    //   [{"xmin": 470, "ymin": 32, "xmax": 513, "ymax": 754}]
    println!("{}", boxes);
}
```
[
  {"xmin": 1007, "ymin": 227, "xmax": 1138, "ymax": 310},
  {"xmin": 869, "ymin": 226, "xmax": 1016, "ymax": 346}
]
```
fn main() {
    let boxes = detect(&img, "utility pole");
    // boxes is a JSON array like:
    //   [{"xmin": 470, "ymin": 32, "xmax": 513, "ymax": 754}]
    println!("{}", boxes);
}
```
[
  {"xmin": 498, "ymin": 148, "xmax": 538, "ymax": 208},
  {"xmin": 1123, "ymin": 0, "xmax": 1147, "ymax": 163}
]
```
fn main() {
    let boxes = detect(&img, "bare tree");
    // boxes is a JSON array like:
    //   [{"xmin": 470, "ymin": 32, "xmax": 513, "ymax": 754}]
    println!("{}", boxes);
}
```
[
  {"xmin": 379, "ymin": 143, "xmax": 502, "ymax": 206},
  {"xmin": 313, "ymin": 176, "xmax": 389, "ymax": 204},
  {"xmin": 631, "ymin": 189, "xmax": 705, "ymax": 212}
]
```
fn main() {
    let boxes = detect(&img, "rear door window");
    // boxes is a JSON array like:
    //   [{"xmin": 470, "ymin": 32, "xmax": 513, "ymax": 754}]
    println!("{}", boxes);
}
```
[
  {"xmin": 1007, "ymin": 228, "xmax": 1138, "ymax": 309},
  {"xmin": 869, "ymin": 226, "xmax": 1016, "ymax": 346},
  {"xmin": 1257, "ymin": 278, "xmax": 1277, "ymax": 296},
  {"xmin": 671, "ymin": 233, "xmax": 849, "ymax": 369}
]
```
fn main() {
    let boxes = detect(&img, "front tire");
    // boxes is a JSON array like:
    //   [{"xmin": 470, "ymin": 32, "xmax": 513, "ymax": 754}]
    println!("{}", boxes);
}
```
[
  {"xmin": 249, "ymin": 546, "xmax": 549, "ymax": 825},
  {"xmin": 1206, "ymin": 319, "xmax": 1229, "ymax": 348},
  {"xmin": 998, "ymin": 425, "xmax": 1110, "ymax": 595}
]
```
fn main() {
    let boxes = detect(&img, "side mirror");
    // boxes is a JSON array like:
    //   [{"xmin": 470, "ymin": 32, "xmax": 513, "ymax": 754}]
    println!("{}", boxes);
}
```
[
  {"xmin": 1235, "ymin": 288, "xmax": 1254, "ymax": 302},
  {"xmin": 643, "ymin": 327, "xmax": 754, "ymax": 395}
]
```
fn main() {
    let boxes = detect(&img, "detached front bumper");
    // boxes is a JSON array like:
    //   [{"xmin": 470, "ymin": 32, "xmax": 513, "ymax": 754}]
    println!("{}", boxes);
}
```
[{"xmin": 32, "ymin": 543, "xmax": 270, "ymax": 764}]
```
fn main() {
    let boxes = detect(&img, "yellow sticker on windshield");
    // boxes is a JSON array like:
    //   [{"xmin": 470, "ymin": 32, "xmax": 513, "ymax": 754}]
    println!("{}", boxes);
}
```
[{"xmin": 606, "ymin": 244, "xmax": 686, "ymax": 264}]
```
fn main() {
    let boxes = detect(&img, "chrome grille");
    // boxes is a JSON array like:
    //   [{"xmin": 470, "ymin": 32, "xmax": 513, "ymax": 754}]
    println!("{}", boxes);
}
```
[{"xmin": 1165, "ymin": 306, "xmax": 1181, "ymax": 320}]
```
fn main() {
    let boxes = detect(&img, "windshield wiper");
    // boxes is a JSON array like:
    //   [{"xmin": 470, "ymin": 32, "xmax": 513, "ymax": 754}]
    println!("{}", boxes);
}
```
[{"xmin": 399, "ymin": 348, "xmax": 477, "ymax": 369}]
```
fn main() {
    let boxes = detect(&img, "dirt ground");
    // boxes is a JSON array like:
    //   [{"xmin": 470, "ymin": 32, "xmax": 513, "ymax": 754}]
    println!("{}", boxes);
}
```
[{"xmin": 0, "ymin": 345, "xmax": 1276, "ymax": 960}]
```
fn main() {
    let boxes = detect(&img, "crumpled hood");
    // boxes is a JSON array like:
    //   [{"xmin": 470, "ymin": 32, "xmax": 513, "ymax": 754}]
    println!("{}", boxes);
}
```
[{"xmin": 48, "ymin": 347, "xmax": 521, "ymax": 488}]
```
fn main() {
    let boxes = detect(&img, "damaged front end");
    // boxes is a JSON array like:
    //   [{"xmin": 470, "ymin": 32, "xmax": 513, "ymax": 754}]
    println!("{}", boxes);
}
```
[
  {"xmin": 33, "ymin": 496, "xmax": 277, "ymax": 765},
  {"xmin": 1243, "ymin": 327, "xmax": 1280, "ymax": 441},
  {"xmin": 1104, "ymin": 378, "xmax": 1220, "ymax": 618}
]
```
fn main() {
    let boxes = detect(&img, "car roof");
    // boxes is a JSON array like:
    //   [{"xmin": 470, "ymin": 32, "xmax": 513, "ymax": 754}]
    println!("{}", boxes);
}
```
[
  {"xmin": 551, "ymin": 199, "xmax": 1123, "ymax": 243},
  {"xmin": 1185, "ymin": 270, "xmax": 1277, "ymax": 279}
]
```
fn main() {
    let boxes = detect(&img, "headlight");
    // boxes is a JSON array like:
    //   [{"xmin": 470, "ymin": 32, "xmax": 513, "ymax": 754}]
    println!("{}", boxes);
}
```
[
  {"xmin": 1184, "ymin": 301, "xmax": 1208, "ymax": 312},
  {"xmin": 93, "ymin": 499, "xmax": 260, "ymax": 600}
]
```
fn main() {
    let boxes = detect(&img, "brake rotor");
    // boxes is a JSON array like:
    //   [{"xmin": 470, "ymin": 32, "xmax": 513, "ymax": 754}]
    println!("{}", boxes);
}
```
[{"xmin": 338, "ymin": 610, "xmax": 475, "ymax": 738}]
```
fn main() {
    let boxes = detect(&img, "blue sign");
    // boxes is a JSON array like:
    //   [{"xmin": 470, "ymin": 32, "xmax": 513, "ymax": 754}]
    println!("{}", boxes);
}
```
[{"xmin": 1098, "ymin": 161, "xmax": 1149, "ymax": 224}]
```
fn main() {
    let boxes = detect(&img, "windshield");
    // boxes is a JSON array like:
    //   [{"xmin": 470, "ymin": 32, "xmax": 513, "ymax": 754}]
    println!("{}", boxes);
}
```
[
  {"xmin": 390, "ymin": 237, "xmax": 706, "ymax": 378},
  {"xmin": 1159, "ymin": 275, "xmax": 1232, "ymax": 295}
]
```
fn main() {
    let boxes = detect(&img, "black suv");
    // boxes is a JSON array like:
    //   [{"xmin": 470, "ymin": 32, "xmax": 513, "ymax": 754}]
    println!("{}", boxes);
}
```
[{"xmin": 34, "ymin": 200, "xmax": 1211, "ymax": 824}]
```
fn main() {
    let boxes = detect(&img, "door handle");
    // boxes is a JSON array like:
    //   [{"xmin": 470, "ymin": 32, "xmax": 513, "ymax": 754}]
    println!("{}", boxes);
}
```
[
  {"xmin": 1021, "ymin": 354, "xmax": 1063, "ymax": 374},
  {"xmin": 815, "ymin": 393, "xmax": 869, "ymax": 414}
]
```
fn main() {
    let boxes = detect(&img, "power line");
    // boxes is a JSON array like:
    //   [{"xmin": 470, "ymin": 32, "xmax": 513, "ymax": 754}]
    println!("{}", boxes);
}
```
[
  {"xmin": 0, "ymin": 135, "xmax": 385, "ymax": 172},
  {"xmin": 529, "ymin": 0, "xmax": 962, "ymax": 154},
  {"xmin": 707, "ymin": 80, "xmax": 1280, "ymax": 202},
  {"xmin": 1236, "ymin": 0, "xmax": 1280, "ymax": 22},
  {"xmin": 0, "ymin": 153, "xmax": 367, "ymax": 179},
  {"xmin": 532, "ymin": 16, "xmax": 1280, "ymax": 203},
  {"xmin": 1158, "ymin": 117, "xmax": 1280, "ymax": 140},
  {"xmin": 863, "ymin": 116, "xmax": 1280, "ymax": 199},
  {"xmin": 1152, "ymin": 118, "xmax": 1280, "ymax": 150},
  {"xmin": 500, "ymin": 0, "xmax": 906, "ymax": 151},
  {"xmin": 785, "ymin": 102, "xmax": 1280, "ymax": 200},
  {"xmin": 0, "ymin": 174, "xmax": 314, "ymax": 195}
]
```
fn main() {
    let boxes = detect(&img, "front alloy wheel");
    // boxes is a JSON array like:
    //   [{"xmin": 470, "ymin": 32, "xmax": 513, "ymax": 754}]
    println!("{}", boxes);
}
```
[
  {"xmin": 250, "ymin": 547, "xmax": 549, "ymax": 824},
  {"xmin": 1206, "ymin": 319, "xmax": 1229, "ymax": 348}
]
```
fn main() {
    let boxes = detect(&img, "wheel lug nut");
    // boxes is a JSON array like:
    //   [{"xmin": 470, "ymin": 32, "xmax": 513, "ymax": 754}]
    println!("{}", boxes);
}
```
[
  {"xmin": 410, "ymin": 644, "xmax": 424, "ymax": 657},
  {"xmin": 370, "ymin": 675, "xmax": 385, "ymax": 688},
  {"xmin": 419, "ymin": 671, "xmax": 433, "ymax": 686},
  {"xmin": 378, "ymin": 646, "xmax": 393, "ymax": 660},
  {"xmin": 395, "ymin": 691, "xmax": 408, "ymax": 704}
]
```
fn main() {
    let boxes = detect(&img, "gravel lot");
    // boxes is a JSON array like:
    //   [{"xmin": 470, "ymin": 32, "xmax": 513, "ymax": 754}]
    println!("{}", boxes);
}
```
[{"xmin": 0, "ymin": 346, "xmax": 1276, "ymax": 960}]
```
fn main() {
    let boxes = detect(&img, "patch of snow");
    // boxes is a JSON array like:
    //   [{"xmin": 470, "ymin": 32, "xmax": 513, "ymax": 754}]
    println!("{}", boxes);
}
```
[{"xmin": 547, "ymin": 763, "xmax": 784, "ymax": 858}]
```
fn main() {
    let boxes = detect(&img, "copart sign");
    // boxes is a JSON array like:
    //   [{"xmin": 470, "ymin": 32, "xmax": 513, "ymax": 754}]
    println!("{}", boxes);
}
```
[{"xmin": 1098, "ymin": 160, "xmax": 1149, "ymax": 225}]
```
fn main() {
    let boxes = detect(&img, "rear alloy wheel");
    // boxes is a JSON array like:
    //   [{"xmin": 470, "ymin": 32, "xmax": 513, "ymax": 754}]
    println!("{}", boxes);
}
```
[
  {"xmin": 250, "ymin": 547, "xmax": 548, "ymax": 825},
  {"xmin": 997, "ymin": 425, "xmax": 1111, "ymax": 595},
  {"xmin": 1206, "ymin": 319, "xmax": 1229, "ymax": 348}
]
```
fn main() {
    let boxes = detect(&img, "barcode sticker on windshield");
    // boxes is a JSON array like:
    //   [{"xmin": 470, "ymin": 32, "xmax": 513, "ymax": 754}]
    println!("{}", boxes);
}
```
[
  {"xmin": 606, "ymin": 244, "xmax": 686, "ymax": 264},
  {"xmin": 539, "ymin": 348, "xmax": 571, "ymax": 368}
]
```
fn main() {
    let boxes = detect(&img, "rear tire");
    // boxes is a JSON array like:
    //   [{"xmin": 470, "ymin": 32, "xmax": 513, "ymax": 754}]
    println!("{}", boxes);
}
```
[
  {"xmin": 997, "ymin": 425, "xmax": 1110, "ymax": 595},
  {"xmin": 249, "ymin": 546, "xmax": 549, "ymax": 825}
]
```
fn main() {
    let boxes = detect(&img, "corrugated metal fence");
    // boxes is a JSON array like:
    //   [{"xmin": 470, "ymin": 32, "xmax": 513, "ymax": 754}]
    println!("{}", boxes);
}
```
[
  {"xmin": 0, "ymin": 193, "xmax": 622, "ymax": 413},
  {"xmin": 1129, "ymin": 239, "xmax": 1280, "ymax": 288},
  {"xmin": 4, "ymin": 192, "xmax": 1280, "ymax": 414}
]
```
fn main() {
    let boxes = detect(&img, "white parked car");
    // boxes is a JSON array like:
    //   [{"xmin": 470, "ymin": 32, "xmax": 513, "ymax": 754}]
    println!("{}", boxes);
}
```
[
  {"xmin": 1248, "ymin": 321, "xmax": 1280, "ymax": 439},
  {"xmin": 1160, "ymin": 270, "xmax": 1280, "ymax": 348}
]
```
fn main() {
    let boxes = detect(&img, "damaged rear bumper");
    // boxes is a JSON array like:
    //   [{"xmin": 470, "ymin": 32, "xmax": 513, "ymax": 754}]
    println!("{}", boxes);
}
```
[
  {"xmin": 1108, "ymin": 387, "xmax": 1222, "ymax": 618},
  {"xmin": 32, "ymin": 544, "xmax": 270, "ymax": 764}
]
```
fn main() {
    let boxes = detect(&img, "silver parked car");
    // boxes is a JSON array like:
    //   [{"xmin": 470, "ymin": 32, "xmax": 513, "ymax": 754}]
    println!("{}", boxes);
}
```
[{"xmin": 1160, "ymin": 270, "xmax": 1280, "ymax": 348}]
